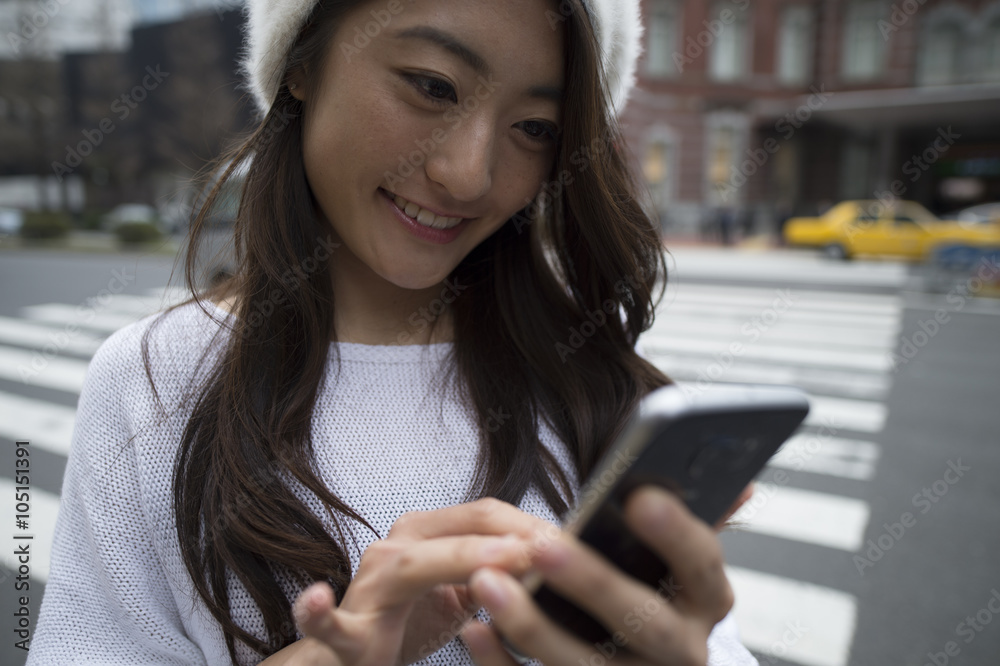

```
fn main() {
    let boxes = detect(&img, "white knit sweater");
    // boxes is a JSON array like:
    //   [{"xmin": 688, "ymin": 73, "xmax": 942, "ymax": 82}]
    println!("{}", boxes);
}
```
[{"xmin": 28, "ymin": 300, "xmax": 758, "ymax": 666}]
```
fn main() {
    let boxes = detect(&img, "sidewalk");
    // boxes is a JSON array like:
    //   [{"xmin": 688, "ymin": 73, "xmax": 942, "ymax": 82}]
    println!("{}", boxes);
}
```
[
  {"xmin": 0, "ymin": 230, "xmax": 183, "ymax": 255},
  {"xmin": 662, "ymin": 233, "xmax": 784, "ymax": 251}
]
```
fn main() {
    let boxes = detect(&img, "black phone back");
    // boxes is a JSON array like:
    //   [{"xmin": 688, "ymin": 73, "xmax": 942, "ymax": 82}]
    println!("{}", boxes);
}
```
[{"xmin": 532, "ymin": 390, "xmax": 809, "ymax": 647}]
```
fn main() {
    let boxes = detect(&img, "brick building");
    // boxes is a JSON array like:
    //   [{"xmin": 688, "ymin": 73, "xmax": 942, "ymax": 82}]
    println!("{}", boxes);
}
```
[{"xmin": 622, "ymin": 0, "xmax": 1000, "ymax": 239}]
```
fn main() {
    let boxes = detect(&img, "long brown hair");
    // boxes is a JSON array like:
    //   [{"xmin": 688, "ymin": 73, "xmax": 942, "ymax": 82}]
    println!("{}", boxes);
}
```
[{"xmin": 142, "ymin": 0, "xmax": 670, "ymax": 662}]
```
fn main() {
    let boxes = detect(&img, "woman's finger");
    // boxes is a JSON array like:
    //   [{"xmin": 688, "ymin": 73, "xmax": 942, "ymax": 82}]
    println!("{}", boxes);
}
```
[
  {"xmin": 467, "ymin": 568, "xmax": 645, "ymax": 666},
  {"xmin": 388, "ymin": 497, "xmax": 558, "ymax": 543},
  {"xmin": 623, "ymin": 486, "xmax": 734, "ymax": 623},
  {"xmin": 293, "ymin": 583, "xmax": 366, "ymax": 659},
  {"xmin": 344, "ymin": 535, "xmax": 532, "ymax": 609},
  {"xmin": 461, "ymin": 621, "xmax": 521, "ymax": 666},
  {"xmin": 527, "ymin": 532, "xmax": 694, "ymax": 660}
]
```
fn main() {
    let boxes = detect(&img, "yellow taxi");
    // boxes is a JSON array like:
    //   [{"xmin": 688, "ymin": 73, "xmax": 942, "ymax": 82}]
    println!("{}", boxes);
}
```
[{"xmin": 783, "ymin": 200, "xmax": 1000, "ymax": 263}]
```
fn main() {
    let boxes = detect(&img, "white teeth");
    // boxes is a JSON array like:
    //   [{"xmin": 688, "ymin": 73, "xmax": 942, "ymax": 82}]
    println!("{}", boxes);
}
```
[
  {"xmin": 416, "ymin": 208, "xmax": 436, "ymax": 226},
  {"xmin": 390, "ymin": 192, "xmax": 463, "ymax": 229}
]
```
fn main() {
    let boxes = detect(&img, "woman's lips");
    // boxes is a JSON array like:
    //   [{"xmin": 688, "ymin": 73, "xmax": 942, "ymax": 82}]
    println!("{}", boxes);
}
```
[{"xmin": 380, "ymin": 188, "xmax": 470, "ymax": 245}]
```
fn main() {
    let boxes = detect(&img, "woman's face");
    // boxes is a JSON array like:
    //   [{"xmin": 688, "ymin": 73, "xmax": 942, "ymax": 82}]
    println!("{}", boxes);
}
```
[{"xmin": 292, "ymin": 0, "xmax": 565, "ymax": 290}]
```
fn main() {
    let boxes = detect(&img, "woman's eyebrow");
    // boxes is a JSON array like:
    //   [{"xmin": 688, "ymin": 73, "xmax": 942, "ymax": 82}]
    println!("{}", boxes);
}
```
[
  {"xmin": 528, "ymin": 84, "xmax": 563, "ymax": 103},
  {"xmin": 393, "ymin": 26, "xmax": 491, "ymax": 78},
  {"xmin": 392, "ymin": 25, "xmax": 563, "ymax": 103}
]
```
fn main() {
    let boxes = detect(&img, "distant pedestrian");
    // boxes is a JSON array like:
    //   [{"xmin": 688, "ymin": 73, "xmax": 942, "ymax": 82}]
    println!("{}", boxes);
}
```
[{"xmin": 719, "ymin": 207, "xmax": 735, "ymax": 245}]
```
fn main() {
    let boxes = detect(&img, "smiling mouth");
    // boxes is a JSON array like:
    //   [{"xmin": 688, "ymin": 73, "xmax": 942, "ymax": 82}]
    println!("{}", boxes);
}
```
[{"xmin": 380, "ymin": 189, "xmax": 466, "ymax": 230}]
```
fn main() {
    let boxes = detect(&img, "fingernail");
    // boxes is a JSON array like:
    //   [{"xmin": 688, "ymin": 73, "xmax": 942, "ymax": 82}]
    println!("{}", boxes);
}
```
[
  {"xmin": 479, "ymin": 534, "xmax": 521, "ymax": 561},
  {"xmin": 472, "ymin": 568, "xmax": 510, "ymax": 610},
  {"xmin": 533, "ymin": 537, "xmax": 571, "ymax": 570},
  {"xmin": 294, "ymin": 584, "xmax": 325, "ymax": 626},
  {"xmin": 633, "ymin": 487, "xmax": 671, "ymax": 530},
  {"xmin": 293, "ymin": 600, "xmax": 310, "ymax": 625}
]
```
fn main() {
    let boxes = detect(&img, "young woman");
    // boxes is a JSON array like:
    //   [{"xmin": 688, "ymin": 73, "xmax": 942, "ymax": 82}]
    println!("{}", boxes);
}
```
[{"xmin": 29, "ymin": 0, "xmax": 759, "ymax": 664}]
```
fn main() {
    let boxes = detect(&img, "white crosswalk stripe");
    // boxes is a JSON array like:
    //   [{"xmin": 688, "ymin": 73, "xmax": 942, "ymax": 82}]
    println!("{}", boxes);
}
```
[
  {"xmin": 644, "ymin": 336, "xmax": 894, "ymax": 371},
  {"xmin": 0, "ymin": 344, "xmax": 90, "ymax": 393},
  {"xmin": 665, "ymin": 247, "xmax": 910, "ymax": 287},
  {"xmin": 0, "ymin": 316, "xmax": 105, "ymax": 357},
  {"xmin": 20, "ymin": 303, "xmax": 155, "ymax": 335},
  {"xmin": 652, "ymin": 302, "xmax": 899, "ymax": 329},
  {"xmin": 18, "ymin": 288, "xmax": 189, "ymax": 335},
  {"xmin": 805, "ymin": 395, "xmax": 887, "ymax": 434},
  {"xmin": 651, "ymin": 355, "xmax": 891, "ymax": 400},
  {"xmin": 769, "ymin": 434, "xmax": 881, "ymax": 481},
  {"xmin": 644, "ymin": 317, "xmax": 899, "ymax": 349},
  {"xmin": 731, "ymin": 483, "xmax": 871, "ymax": 552},
  {"xmin": 0, "ymin": 390, "xmax": 76, "ymax": 457},
  {"xmin": 663, "ymin": 283, "xmax": 902, "ymax": 310},
  {"xmin": 726, "ymin": 565, "xmax": 857, "ymax": 666}
]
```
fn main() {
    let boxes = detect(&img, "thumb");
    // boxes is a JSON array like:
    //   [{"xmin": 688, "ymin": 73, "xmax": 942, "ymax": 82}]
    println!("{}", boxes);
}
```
[{"xmin": 294, "ymin": 582, "xmax": 362, "ymax": 657}]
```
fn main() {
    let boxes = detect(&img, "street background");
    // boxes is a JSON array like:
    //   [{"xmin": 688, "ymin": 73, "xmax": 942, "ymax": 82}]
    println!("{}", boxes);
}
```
[{"xmin": 3, "ymin": 1, "xmax": 1000, "ymax": 666}]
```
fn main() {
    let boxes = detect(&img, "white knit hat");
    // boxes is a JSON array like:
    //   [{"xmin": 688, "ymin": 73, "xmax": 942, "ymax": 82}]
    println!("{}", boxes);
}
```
[{"xmin": 242, "ymin": 0, "xmax": 643, "ymax": 117}]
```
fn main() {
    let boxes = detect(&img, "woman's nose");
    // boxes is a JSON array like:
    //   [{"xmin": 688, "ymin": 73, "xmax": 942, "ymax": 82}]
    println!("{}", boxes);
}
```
[{"xmin": 423, "ymin": 116, "xmax": 494, "ymax": 203}]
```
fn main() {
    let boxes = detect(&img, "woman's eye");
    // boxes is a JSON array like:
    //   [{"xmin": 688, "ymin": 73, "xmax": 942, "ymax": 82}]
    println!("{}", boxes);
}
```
[
  {"xmin": 406, "ymin": 75, "xmax": 457, "ymax": 105},
  {"xmin": 518, "ymin": 120, "xmax": 560, "ymax": 144}
]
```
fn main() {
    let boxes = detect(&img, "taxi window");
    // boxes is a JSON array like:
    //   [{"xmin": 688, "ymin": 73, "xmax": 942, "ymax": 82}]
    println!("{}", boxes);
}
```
[
  {"xmin": 900, "ymin": 202, "xmax": 937, "ymax": 222},
  {"xmin": 894, "ymin": 214, "xmax": 926, "ymax": 230}
]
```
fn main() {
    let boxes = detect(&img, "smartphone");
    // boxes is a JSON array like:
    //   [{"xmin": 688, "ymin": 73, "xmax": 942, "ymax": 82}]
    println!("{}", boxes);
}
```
[{"xmin": 504, "ymin": 382, "xmax": 809, "ymax": 658}]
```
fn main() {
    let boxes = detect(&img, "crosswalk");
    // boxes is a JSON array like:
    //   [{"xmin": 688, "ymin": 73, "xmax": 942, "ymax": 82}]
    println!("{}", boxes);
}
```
[
  {"xmin": 1, "ymin": 278, "xmax": 902, "ymax": 666},
  {"xmin": 0, "ymin": 287, "xmax": 189, "ymax": 581},
  {"xmin": 637, "ymin": 280, "xmax": 903, "ymax": 666}
]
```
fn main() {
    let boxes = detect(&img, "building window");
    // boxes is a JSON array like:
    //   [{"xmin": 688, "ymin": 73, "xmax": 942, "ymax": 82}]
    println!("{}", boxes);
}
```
[
  {"xmin": 917, "ymin": 19, "xmax": 965, "ymax": 85},
  {"xmin": 645, "ymin": 1, "xmax": 682, "ymax": 77},
  {"xmin": 777, "ymin": 4, "xmax": 814, "ymax": 85},
  {"xmin": 709, "ymin": 1, "xmax": 751, "ymax": 81},
  {"xmin": 705, "ymin": 119, "xmax": 746, "ymax": 205},
  {"xmin": 709, "ymin": 126, "xmax": 736, "ymax": 187},
  {"xmin": 841, "ymin": 1, "xmax": 886, "ymax": 81},
  {"xmin": 643, "ymin": 136, "xmax": 676, "ymax": 211}
]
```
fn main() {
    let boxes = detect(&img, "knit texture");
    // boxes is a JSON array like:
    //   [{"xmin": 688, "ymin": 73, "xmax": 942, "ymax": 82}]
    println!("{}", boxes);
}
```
[
  {"xmin": 28, "ymin": 299, "xmax": 757, "ymax": 665},
  {"xmin": 241, "ymin": 0, "xmax": 644, "ymax": 116}
]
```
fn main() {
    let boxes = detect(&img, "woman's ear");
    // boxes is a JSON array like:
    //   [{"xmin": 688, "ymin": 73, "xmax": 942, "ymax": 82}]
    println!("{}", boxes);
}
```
[{"xmin": 287, "ymin": 69, "xmax": 307, "ymax": 101}]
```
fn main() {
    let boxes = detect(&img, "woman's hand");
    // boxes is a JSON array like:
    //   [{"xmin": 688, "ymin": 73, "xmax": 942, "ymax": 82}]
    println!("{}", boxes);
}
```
[
  {"xmin": 274, "ymin": 498, "xmax": 554, "ymax": 666},
  {"xmin": 460, "ymin": 485, "xmax": 738, "ymax": 665}
]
